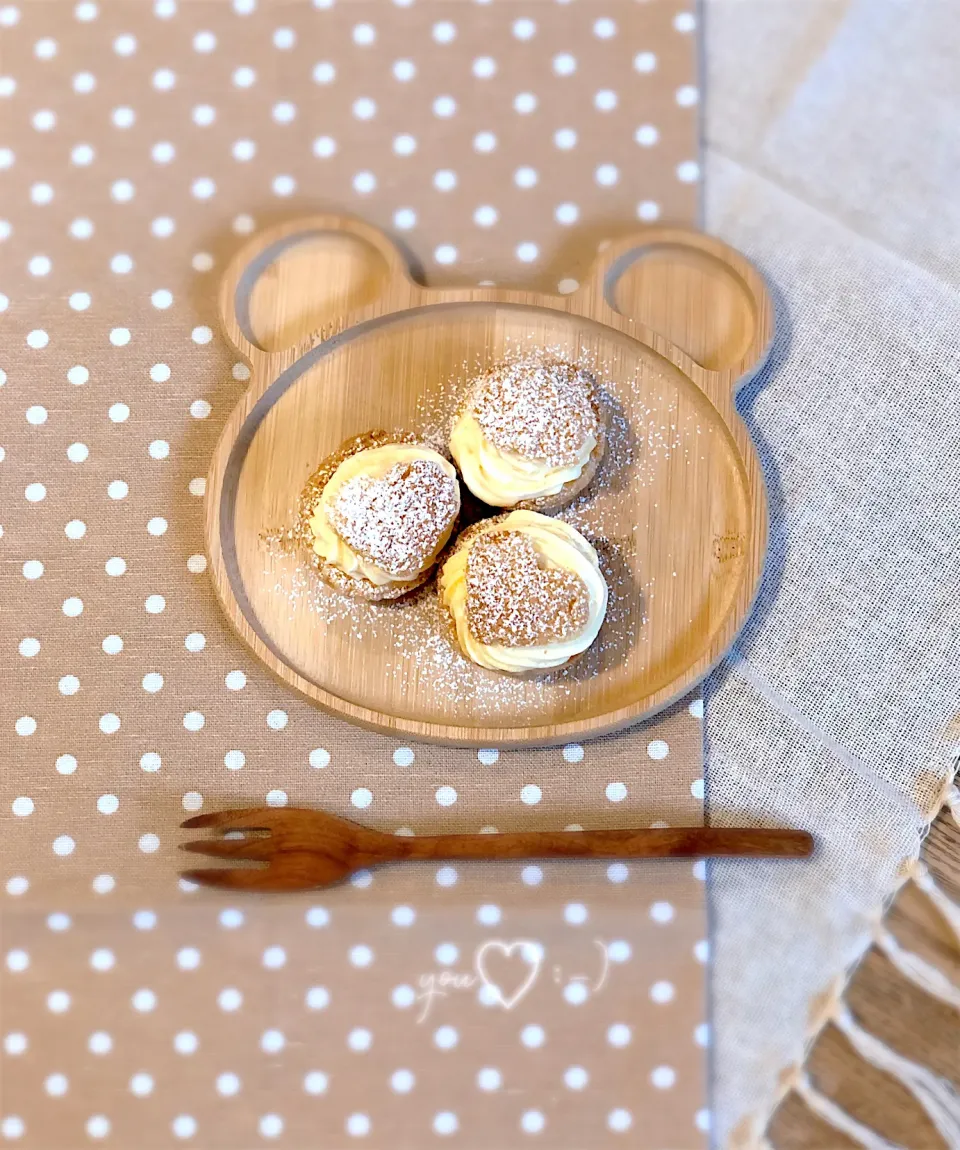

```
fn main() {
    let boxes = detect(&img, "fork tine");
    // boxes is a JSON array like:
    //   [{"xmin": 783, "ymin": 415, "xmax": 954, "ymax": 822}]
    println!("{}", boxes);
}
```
[
  {"xmin": 181, "ymin": 868, "xmax": 317, "ymax": 892},
  {"xmin": 180, "ymin": 838, "xmax": 274, "ymax": 862},
  {"xmin": 180, "ymin": 808, "xmax": 277, "ymax": 832}
]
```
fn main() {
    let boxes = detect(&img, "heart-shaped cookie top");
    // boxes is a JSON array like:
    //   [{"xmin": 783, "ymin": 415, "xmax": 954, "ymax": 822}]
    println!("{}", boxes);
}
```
[
  {"xmin": 328, "ymin": 459, "xmax": 459, "ymax": 577},
  {"xmin": 465, "ymin": 530, "xmax": 590, "ymax": 647}
]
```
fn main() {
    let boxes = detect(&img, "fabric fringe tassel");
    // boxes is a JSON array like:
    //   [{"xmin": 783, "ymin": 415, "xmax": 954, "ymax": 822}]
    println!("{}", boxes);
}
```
[
  {"xmin": 873, "ymin": 924, "xmax": 960, "ymax": 1010},
  {"xmin": 792, "ymin": 1071, "xmax": 902, "ymax": 1150},
  {"xmin": 907, "ymin": 857, "xmax": 960, "ymax": 947},
  {"xmin": 832, "ymin": 1004, "xmax": 960, "ymax": 1148},
  {"xmin": 944, "ymin": 783, "xmax": 960, "ymax": 826}
]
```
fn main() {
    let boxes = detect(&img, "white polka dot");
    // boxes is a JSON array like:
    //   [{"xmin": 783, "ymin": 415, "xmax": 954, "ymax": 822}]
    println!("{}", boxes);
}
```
[
  {"xmin": 352, "ymin": 170, "xmax": 376, "ymax": 194},
  {"xmin": 595, "ymin": 163, "xmax": 620, "ymax": 187},
  {"xmin": 96, "ymin": 794, "xmax": 119, "ymax": 815},
  {"xmin": 4, "ymin": 1033, "xmax": 27, "ymax": 1055},
  {"xmin": 392, "ymin": 59, "xmax": 415, "ymax": 81},
  {"xmin": 18, "ymin": 638, "xmax": 40, "ymax": 658},
  {"xmin": 305, "ymin": 986, "xmax": 330, "ymax": 1009},
  {"xmin": 634, "ymin": 51, "xmax": 657, "ymax": 73},
  {"xmin": 217, "ymin": 988, "xmax": 241, "ymax": 1011},
  {"xmin": 513, "ymin": 92, "xmax": 537, "ymax": 114},
  {"xmin": 696, "ymin": 1109, "xmax": 711, "ymax": 1132},
  {"xmin": 392, "ymin": 746, "xmax": 414, "ymax": 766},
  {"xmin": 393, "ymin": 207, "xmax": 417, "ymax": 230},
  {"xmin": 223, "ymin": 750, "xmax": 244, "ymax": 770},
  {"xmin": 388, "ymin": 1069, "xmax": 413, "ymax": 1094},
  {"xmin": 348, "ymin": 786, "xmax": 373, "ymax": 810},
  {"xmin": 553, "ymin": 52, "xmax": 576, "ymax": 76},
  {"xmin": 47, "ymin": 989, "xmax": 71, "ymax": 1011},
  {"xmin": 637, "ymin": 201, "xmax": 661, "ymax": 222},
  {"xmin": 63, "ymin": 596, "xmax": 84, "ymax": 616},
  {"xmin": 513, "ymin": 16, "xmax": 536, "ymax": 39},
  {"xmin": 219, "ymin": 908, "xmax": 243, "ymax": 929},
  {"xmin": 651, "ymin": 1065, "xmax": 676, "ymax": 1089},
  {"xmin": 132, "ymin": 910, "xmax": 157, "ymax": 930},
  {"xmin": 520, "ymin": 1023, "xmax": 544, "ymax": 1048},
  {"xmin": 521, "ymin": 865, "xmax": 542, "ymax": 886},
  {"xmin": 110, "ymin": 253, "xmax": 133, "ymax": 274},
  {"xmin": 650, "ymin": 979, "xmax": 675, "ymax": 1004},
  {"xmin": 261, "ymin": 1029, "xmax": 285, "ymax": 1054},
  {"xmin": 89, "ymin": 947, "xmax": 114, "ymax": 971},
  {"xmin": 435, "ymin": 865, "xmax": 458, "ymax": 887},
  {"xmin": 273, "ymin": 26, "xmax": 295, "ymax": 48},
  {"xmin": 346, "ymin": 1114, "xmax": 371, "ymax": 1138},
  {"xmin": 259, "ymin": 1115, "xmax": 283, "ymax": 1139},
  {"xmin": 138, "ymin": 833, "xmax": 160, "ymax": 853},
  {"xmin": 22, "ymin": 560, "xmax": 44, "ymax": 579},
  {"xmin": 109, "ymin": 325, "xmax": 132, "ymax": 346},
  {"xmin": 520, "ymin": 784, "xmax": 541, "ymax": 805},
  {"xmin": 26, "ymin": 330, "xmax": 49, "ymax": 350},
  {"xmin": 650, "ymin": 900, "xmax": 675, "ymax": 923},
  {"xmin": 353, "ymin": 21, "xmax": 375, "ymax": 44},
  {"xmin": 145, "ymin": 594, "xmax": 165, "ymax": 613},
  {"xmin": 691, "ymin": 777, "xmax": 705, "ymax": 800},
  {"xmin": 92, "ymin": 875, "xmax": 114, "ymax": 894},
  {"xmin": 70, "ymin": 216, "xmax": 94, "ymax": 238},
  {"xmin": 392, "ymin": 133, "xmax": 416, "ymax": 156},
  {"xmin": 434, "ymin": 785, "xmax": 457, "ymax": 807},
  {"xmin": 70, "ymin": 144, "xmax": 94, "ymax": 166},
  {"xmin": 76, "ymin": 1, "xmax": 98, "ymax": 18},
  {"xmin": 173, "ymin": 1030, "xmax": 198, "ymax": 1054},
  {"xmin": 563, "ymin": 981, "xmax": 588, "ymax": 1005},
  {"xmin": 476, "ymin": 903, "xmax": 501, "ymax": 926},
  {"xmin": 180, "ymin": 791, "xmax": 202, "ymax": 814},
  {"xmin": 514, "ymin": 166, "xmax": 538, "ymax": 190},
  {"xmin": 352, "ymin": 96, "xmax": 376, "ymax": 121},
  {"xmin": 233, "ymin": 65, "xmax": 255, "ymax": 87},
  {"xmin": 87, "ymin": 1032, "xmax": 111, "ymax": 1055},
  {"xmin": 192, "ymin": 253, "xmax": 213, "ymax": 273},
  {"xmin": 349, "ymin": 944, "xmax": 373, "ymax": 967},
  {"xmin": 554, "ymin": 202, "xmax": 580, "ymax": 226},
  {"xmin": 28, "ymin": 255, "xmax": 51, "ymax": 277},
  {"xmin": 86, "ymin": 1117, "xmax": 110, "ymax": 1139},
  {"xmin": 57, "ymin": 754, "xmax": 79, "ymax": 774},
  {"xmin": 15, "ymin": 716, "xmax": 37, "ymax": 736},
  {"xmin": 677, "ymin": 160, "xmax": 700, "ymax": 183},
  {"xmin": 6, "ymin": 877, "xmax": 29, "ymax": 896},
  {"xmin": 433, "ymin": 1025, "xmax": 458, "ymax": 1050},
  {"xmin": 185, "ymin": 632, "xmax": 206, "ymax": 652},
  {"xmin": 693, "ymin": 859, "xmax": 707, "ymax": 881},
  {"xmin": 593, "ymin": 16, "xmax": 617, "ymax": 37},
  {"xmin": 172, "ymin": 1115, "xmax": 197, "ymax": 1140},
  {"xmin": 433, "ymin": 168, "xmax": 457, "ymax": 191},
  {"xmin": 214, "ymin": 1072, "xmax": 239, "ymax": 1097},
  {"xmin": 6, "ymin": 948, "xmax": 29, "ymax": 970},
  {"xmin": 595, "ymin": 89, "xmax": 618, "ymax": 111},
  {"xmin": 33, "ymin": 108, "xmax": 56, "ymax": 131},
  {"xmin": 433, "ymin": 95, "xmax": 457, "ymax": 118},
  {"xmin": 646, "ymin": 739, "xmax": 670, "ymax": 760},
  {"xmin": 259, "ymin": 945, "xmax": 285, "ymax": 970},
  {"xmin": 309, "ymin": 747, "xmax": 330, "ymax": 769},
  {"xmin": 67, "ymin": 442, "xmax": 89, "ymax": 463},
  {"xmin": 521, "ymin": 1111, "xmax": 545, "ymax": 1135},
  {"xmin": 265, "ymin": 708, "xmax": 288, "ymax": 731},
  {"xmin": 347, "ymin": 1026, "xmax": 372, "ymax": 1052},
  {"xmin": 598, "ymin": 942, "xmax": 629, "ymax": 969}
]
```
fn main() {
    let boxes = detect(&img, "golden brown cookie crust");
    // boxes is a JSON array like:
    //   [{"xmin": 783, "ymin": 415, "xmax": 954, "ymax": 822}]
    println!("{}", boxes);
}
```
[
  {"xmin": 440, "ymin": 514, "xmax": 585, "ymax": 677},
  {"xmin": 456, "ymin": 362, "xmax": 608, "ymax": 513},
  {"xmin": 299, "ymin": 430, "xmax": 459, "ymax": 603}
]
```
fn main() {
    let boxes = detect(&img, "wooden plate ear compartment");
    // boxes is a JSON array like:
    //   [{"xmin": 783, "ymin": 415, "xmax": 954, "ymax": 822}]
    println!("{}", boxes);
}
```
[
  {"xmin": 216, "ymin": 213, "xmax": 417, "ymax": 378},
  {"xmin": 568, "ymin": 227, "xmax": 776, "ymax": 402}
]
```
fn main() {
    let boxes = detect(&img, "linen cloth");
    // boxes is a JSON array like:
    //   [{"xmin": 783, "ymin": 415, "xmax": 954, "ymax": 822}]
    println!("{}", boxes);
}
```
[{"xmin": 703, "ymin": 0, "xmax": 960, "ymax": 1142}]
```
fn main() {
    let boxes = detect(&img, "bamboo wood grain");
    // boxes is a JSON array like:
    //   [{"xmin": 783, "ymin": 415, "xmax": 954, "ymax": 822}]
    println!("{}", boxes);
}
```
[
  {"xmin": 181, "ymin": 807, "xmax": 812, "ymax": 892},
  {"xmin": 206, "ymin": 214, "xmax": 775, "ymax": 745}
]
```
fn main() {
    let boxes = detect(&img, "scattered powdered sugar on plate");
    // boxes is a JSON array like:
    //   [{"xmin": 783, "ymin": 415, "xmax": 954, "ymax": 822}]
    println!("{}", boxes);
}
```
[{"xmin": 259, "ymin": 335, "xmax": 696, "ymax": 708}]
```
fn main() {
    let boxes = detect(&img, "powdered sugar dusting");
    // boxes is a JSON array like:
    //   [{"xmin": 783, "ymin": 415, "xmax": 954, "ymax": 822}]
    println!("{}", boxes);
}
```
[
  {"xmin": 328, "ymin": 459, "xmax": 458, "ymax": 576},
  {"xmin": 471, "ymin": 356, "xmax": 599, "ymax": 466}
]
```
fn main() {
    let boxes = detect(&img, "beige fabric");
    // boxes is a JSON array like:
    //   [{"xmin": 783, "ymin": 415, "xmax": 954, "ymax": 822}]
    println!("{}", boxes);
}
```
[
  {"xmin": 0, "ymin": 2, "xmax": 711, "ymax": 1147},
  {"xmin": 704, "ymin": 0, "xmax": 960, "ymax": 1142}
]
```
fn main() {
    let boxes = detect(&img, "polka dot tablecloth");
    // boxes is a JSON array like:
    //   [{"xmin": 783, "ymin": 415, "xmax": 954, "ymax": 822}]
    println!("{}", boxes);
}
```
[{"xmin": 0, "ymin": 2, "xmax": 707, "ymax": 1146}]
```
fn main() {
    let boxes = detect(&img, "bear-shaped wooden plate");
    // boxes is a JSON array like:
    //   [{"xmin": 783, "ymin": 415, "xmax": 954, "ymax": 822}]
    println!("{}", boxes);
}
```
[{"xmin": 208, "ymin": 214, "xmax": 773, "ymax": 746}]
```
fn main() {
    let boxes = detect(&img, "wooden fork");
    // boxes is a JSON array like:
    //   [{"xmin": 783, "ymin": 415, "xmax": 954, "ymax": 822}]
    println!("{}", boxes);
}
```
[{"xmin": 180, "ymin": 807, "xmax": 813, "ymax": 892}]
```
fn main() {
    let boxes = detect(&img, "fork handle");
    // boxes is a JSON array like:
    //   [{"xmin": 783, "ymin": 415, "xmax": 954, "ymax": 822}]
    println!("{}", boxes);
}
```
[{"xmin": 398, "ymin": 827, "xmax": 813, "ymax": 861}]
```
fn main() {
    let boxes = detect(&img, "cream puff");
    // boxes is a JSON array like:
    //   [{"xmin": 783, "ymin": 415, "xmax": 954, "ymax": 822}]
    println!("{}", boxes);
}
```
[
  {"xmin": 449, "ymin": 356, "xmax": 606, "ymax": 512},
  {"xmin": 439, "ymin": 511, "xmax": 608, "ymax": 675},
  {"xmin": 300, "ymin": 430, "xmax": 460, "ymax": 602}
]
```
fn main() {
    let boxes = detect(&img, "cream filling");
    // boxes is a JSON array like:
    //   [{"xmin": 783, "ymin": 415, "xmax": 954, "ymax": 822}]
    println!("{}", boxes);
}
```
[
  {"xmin": 439, "ymin": 510, "xmax": 608, "ymax": 672},
  {"xmin": 309, "ymin": 445, "xmax": 459, "ymax": 587},
  {"xmin": 449, "ymin": 411, "xmax": 596, "ymax": 506}
]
